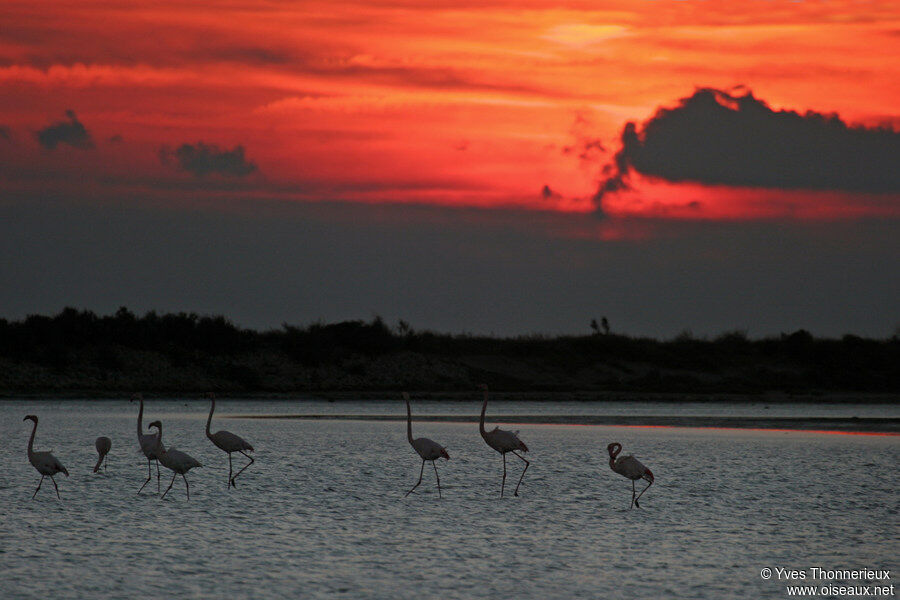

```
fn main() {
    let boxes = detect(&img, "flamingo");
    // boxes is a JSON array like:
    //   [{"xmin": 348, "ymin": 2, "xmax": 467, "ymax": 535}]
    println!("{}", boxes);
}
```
[
  {"xmin": 402, "ymin": 392, "xmax": 450, "ymax": 498},
  {"xmin": 23, "ymin": 415, "xmax": 69, "ymax": 500},
  {"xmin": 206, "ymin": 393, "xmax": 255, "ymax": 488},
  {"xmin": 148, "ymin": 421, "xmax": 202, "ymax": 500},
  {"xmin": 93, "ymin": 436, "xmax": 112, "ymax": 473},
  {"xmin": 478, "ymin": 384, "xmax": 529, "ymax": 497},
  {"xmin": 607, "ymin": 442, "xmax": 654, "ymax": 508},
  {"xmin": 133, "ymin": 393, "xmax": 162, "ymax": 494}
]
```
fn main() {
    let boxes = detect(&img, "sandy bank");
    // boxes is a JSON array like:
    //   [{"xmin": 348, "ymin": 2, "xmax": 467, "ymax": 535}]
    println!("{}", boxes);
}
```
[{"xmin": 226, "ymin": 414, "xmax": 900, "ymax": 434}]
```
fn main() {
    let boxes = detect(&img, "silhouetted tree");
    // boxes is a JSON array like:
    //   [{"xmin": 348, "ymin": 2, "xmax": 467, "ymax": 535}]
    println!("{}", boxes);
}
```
[{"xmin": 397, "ymin": 319, "xmax": 412, "ymax": 336}]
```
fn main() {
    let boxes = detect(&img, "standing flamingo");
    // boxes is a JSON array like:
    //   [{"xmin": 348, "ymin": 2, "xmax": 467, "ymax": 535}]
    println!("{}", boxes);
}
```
[
  {"xmin": 148, "ymin": 421, "xmax": 202, "ymax": 500},
  {"xmin": 403, "ymin": 392, "xmax": 450, "ymax": 498},
  {"xmin": 133, "ymin": 393, "xmax": 162, "ymax": 494},
  {"xmin": 93, "ymin": 436, "xmax": 112, "ymax": 473},
  {"xmin": 478, "ymin": 384, "xmax": 529, "ymax": 497},
  {"xmin": 206, "ymin": 393, "xmax": 255, "ymax": 488},
  {"xmin": 23, "ymin": 415, "xmax": 69, "ymax": 500},
  {"xmin": 607, "ymin": 442, "xmax": 654, "ymax": 508}
]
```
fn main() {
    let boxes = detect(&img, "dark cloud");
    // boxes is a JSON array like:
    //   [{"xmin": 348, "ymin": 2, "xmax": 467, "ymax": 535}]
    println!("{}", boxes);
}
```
[
  {"xmin": 563, "ymin": 113, "xmax": 606, "ymax": 164},
  {"xmin": 109, "ymin": 134, "xmax": 123, "ymax": 143},
  {"xmin": 541, "ymin": 184, "xmax": 561, "ymax": 201},
  {"xmin": 199, "ymin": 46, "xmax": 294, "ymax": 65},
  {"xmin": 0, "ymin": 126, "xmax": 11, "ymax": 140},
  {"xmin": 595, "ymin": 87, "xmax": 900, "ymax": 207},
  {"xmin": 36, "ymin": 110, "xmax": 94, "ymax": 150},
  {"xmin": 160, "ymin": 142, "xmax": 257, "ymax": 177},
  {"xmin": 562, "ymin": 138, "xmax": 606, "ymax": 161}
]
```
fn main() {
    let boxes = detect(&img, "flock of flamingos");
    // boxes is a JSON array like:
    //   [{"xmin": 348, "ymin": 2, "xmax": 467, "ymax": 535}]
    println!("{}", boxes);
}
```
[{"xmin": 22, "ymin": 386, "xmax": 655, "ymax": 507}]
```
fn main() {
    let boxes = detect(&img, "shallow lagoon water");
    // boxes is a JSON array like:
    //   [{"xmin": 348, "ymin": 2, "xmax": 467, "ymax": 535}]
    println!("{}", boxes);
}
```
[{"xmin": 1, "ymin": 399, "xmax": 897, "ymax": 599}]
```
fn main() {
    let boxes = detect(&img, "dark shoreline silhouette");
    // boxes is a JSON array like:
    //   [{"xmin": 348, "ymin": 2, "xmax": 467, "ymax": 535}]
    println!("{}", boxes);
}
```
[{"xmin": 1, "ymin": 307, "xmax": 898, "ymax": 396}]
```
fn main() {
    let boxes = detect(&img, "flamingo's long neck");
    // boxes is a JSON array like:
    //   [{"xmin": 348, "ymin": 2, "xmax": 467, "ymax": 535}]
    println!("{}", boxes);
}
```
[
  {"xmin": 206, "ymin": 400, "xmax": 214, "ymax": 438},
  {"xmin": 136, "ymin": 398, "xmax": 144, "ymax": 437},
  {"xmin": 479, "ymin": 392, "xmax": 488, "ymax": 437},
  {"xmin": 405, "ymin": 398, "xmax": 414, "ymax": 444},
  {"xmin": 27, "ymin": 419, "xmax": 37, "ymax": 457}
]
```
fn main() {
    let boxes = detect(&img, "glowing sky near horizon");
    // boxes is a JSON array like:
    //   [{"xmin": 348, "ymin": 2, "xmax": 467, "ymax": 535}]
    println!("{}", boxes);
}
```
[{"xmin": 1, "ymin": 0, "xmax": 898, "ymax": 227}]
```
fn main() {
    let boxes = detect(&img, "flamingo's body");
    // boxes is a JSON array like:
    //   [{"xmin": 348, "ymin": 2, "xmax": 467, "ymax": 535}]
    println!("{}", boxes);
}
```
[
  {"xmin": 206, "ymin": 394, "xmax": 254, "ymax": 488},
  {"xmin": 23, "ymin": 415, "xmax": 68, "ymax": 499},
  {"xmin": 94, "ymin": 436, "xmax": 112, "ymax": 473},
  {"xmin": 134, "ymin": 394, "xmax": 162, "ymax": 494},
  {"xmin": 149, "ymin": 421, "xmax": 202, "ymax": 500},
  {"xmin": 608, "ymin": 442, "xmax": 654, "ymax": 508},
  {"xmin": 403, "ymin": 393, "xmax": 449, "ymax": 498},
  {"xmin": 478, "ymin": 385, "xmax": 529, "ymax": 497}
]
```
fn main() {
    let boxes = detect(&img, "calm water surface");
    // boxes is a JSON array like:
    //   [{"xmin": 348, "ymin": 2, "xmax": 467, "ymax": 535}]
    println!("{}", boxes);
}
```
[{"xmin": 1, "ymin": 399, "xmax": 897, "ymax": 599}]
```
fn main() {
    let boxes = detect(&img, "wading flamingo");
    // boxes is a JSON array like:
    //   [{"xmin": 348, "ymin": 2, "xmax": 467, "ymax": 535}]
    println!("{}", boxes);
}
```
[
  {"xmin": 206, "ymin": 393, "xmax": 254, "ymax": 488},
  {"xmin": 94, "ymin": 436, "xmax": 112, "ymax": 473},
  {"xmin": 149, "ymin": 421, "xmax": 202, "ymax": 500},
  {"xmin": 403, "ymin": 392, "xmax": 450, "ymax": 498},
  {"xmin": 23, "ymin": 415, "xmax": 68, "ymax": 499},
  {"xmin": 133, "ymin": 393, "xmax": 162, "ymax": 494},
  {"xmin": 478, "ymin": 384, "xmax": 529, "ymax": 497},
  {"xmin": 608, "ymin": 442, "xmax": 654, "ymax": 508}
]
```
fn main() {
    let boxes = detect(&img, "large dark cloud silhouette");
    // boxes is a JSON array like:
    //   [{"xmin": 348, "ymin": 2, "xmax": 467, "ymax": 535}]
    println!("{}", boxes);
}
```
[
  {"xmin": 160, "ymin": 142, "xmax": 257, "ymax": 177},
  {"xmin": 595, "ymin": 88, "xmax": 900, "ymax": 207},
  {"xmin": 36, "ymin": 110, "xmax": 94, "ymax": 150}
]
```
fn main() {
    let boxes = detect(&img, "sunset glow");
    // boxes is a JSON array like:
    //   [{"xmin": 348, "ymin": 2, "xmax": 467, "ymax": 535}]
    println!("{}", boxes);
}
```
[{"xmin": 2, "ymin": 1, "xmax": 897, "ymax": 228}]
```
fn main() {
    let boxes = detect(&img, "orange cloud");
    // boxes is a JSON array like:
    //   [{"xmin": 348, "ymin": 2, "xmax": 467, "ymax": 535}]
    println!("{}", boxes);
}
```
[{"xmin": 0, "ymin": 0, "xmax": 897, "ymax": 228}]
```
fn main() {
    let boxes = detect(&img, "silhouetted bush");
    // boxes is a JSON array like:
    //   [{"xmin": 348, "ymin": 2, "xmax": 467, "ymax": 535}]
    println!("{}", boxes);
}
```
[{"xmin": 0, "ymin": 307, "xmax": 898, "ymax": 393}]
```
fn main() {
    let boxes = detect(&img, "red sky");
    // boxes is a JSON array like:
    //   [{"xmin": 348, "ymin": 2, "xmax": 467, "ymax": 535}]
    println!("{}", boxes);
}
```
[{"xmin": 2, "ymin": 0, "xmax": 898, "ymax": 226}]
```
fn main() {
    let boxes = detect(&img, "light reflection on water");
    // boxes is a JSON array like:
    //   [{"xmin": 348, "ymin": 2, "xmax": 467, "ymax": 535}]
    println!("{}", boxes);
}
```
[{"xmin": 0, "ymin": 400, "xmax": 897, "ymax": 599}]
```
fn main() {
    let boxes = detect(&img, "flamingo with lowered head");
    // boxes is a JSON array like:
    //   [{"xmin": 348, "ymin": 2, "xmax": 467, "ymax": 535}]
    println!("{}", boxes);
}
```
[
  {"xmin": 403, "ymin": 392, "xmax": 450, "ymax": 498},
  {"xmin": 94, "ymin": 436, "xmax": 112, "ymax": 473},
  {"xmin": 478, "ymin": 384, "xmax": 529, "ymax": 497},
  {"xmin": 206, "ymin": 393, "xmax": 255, "ymax": 488},
  {"xmin": 23, "ymin": 415, "xmax": 69, "ymax": 499},
  {"xmin": 133, "ymin": 393, "xmax": 162, "ymax": 494},
  {"xmin": 608, "ymin": 442, "xmax": 654, "ymax": 508},
  {"xmin": 148, "ymin": 421, "xmax": 202, "ymax": 500}
]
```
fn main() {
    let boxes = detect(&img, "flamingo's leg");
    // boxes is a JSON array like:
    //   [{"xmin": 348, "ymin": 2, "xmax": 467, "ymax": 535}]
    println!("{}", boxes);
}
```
[
  {"xmin": 500, "ymin": 452, "xmax": 507, "ymax": 498},
  {"xmin": 183, "ymin": 474, "xmax": 190, "ymax": 500},
  {"xmin": 231, "ymin": 450, "xmax": 255, "ymax": 487},
  {"xmin": 630, "ymin": 479, "xmax": 636, "ymax": 509},
  {"xmin": 634, "ymin": 479, "xmax": 653, "ymax": 508},
  {"xmin": 137, "ymin": 477, "xmax": 151, "ymax": 494},
  {"xmin": 432, "ymin": 460, "xmax": 441, "ymax": 499},
  {"xmin": 405, "ymin": 459, "xmax": 425, "ymax": 497},
  {"xmin": 51, "ymin": 476, "xmax": 60, "ymax": 500},
  {"xmin": 155, "ymin": 459, "xmax": 160, "ymax": 493},
  {"xmin": 32, "ymin": 475, "xmax": 44, "ymax": 499},
  {"xmin": 511, "ymin": 450, "xmax": 530, "ymax": 497},
  {"xmin": 228, "ymin": 453, "xmax": 233, "ymax": 488},
  {"xmin": 161, "ymin": 472, "xmax": 177, "ymax": 499},
  {"xmin": 138, "ymin": 459, "xmax": 154, "ymax": 494}
]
